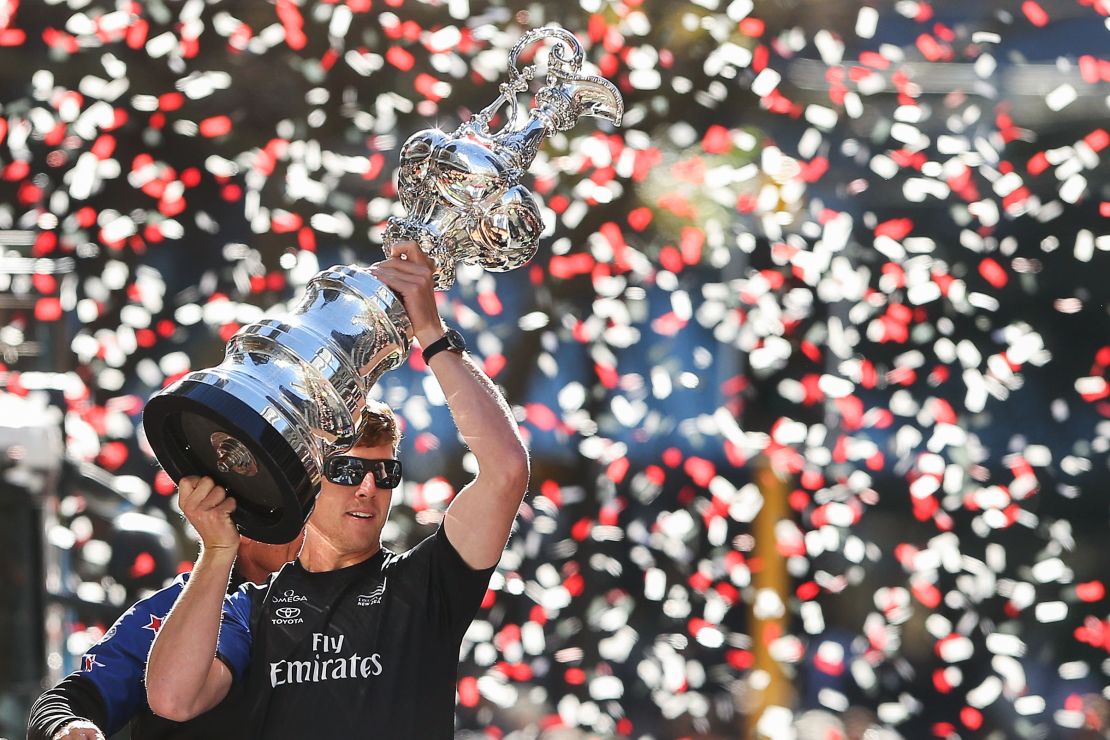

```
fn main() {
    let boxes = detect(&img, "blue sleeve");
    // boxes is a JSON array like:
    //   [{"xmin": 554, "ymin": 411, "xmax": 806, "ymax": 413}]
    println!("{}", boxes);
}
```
[
  {"xmin": 217, "ymin": 582, "xmax": 258, "ymax": 682},
  {"xmin": 80, "ymin": 576, "xmax": 186, "ymax": 736}
]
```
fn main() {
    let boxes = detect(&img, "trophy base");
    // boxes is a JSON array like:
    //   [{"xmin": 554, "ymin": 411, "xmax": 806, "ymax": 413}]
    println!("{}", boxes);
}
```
[{"xmin": 144, "ymin": 379, "xmax": 317, "ymax": 544}]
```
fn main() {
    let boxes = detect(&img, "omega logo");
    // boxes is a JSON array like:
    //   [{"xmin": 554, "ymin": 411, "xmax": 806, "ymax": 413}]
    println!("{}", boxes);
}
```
[{"xmin": 272, "ymin": 589, "xmax": 308, "ymax": 604}]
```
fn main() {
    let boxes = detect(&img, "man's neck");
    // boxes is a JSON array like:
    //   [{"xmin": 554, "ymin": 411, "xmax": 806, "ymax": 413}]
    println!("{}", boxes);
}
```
[
  {"xmin": 235, "ymin": 561, "xmax": 268, "ymax": 585},
  {"xmin": 298, "ymin": 530, "xmax": 381, "ymax": 572}
]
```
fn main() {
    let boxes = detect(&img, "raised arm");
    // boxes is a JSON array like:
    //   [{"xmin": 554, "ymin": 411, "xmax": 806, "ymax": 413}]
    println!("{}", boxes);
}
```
[
  {"xmin": 370, "ymin": 242, "xmax": 530, "ymax": 569},
  {"xmin": 145, "ymin": 476, "xmax": 238, "ymax": 721}
]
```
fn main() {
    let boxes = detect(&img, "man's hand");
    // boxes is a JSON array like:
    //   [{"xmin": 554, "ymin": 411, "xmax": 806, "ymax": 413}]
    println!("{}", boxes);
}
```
[
  {"xmin": 52, "ymin": 720, "xmax": 105, "ymax": 740},
  {"xmin": 368, "ymin": 241, "xmax": 446, "ymax": 346},
  {"xmin": 178, "ymin": 476, "xmax": 239, "ymax": 552},
  {"xmin": 147, "ymin": 477, "xmax": 237, "ymax": 721}
]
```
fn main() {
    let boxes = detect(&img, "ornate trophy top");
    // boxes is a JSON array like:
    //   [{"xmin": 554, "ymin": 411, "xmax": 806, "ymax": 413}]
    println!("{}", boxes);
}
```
[
  {"xmin": 386, "ymin": 26, "xmax": 624, "ymax": 290},
  {"xmin": 465, "ymin": 26, "xmax": 624, "ymax": 143}
]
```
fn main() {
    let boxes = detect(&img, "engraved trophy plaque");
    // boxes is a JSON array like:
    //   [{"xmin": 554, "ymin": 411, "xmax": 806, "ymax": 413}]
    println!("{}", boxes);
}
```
[{"xmin": 142, "ymin": 27, "xmax": 623, "ymax": 543}]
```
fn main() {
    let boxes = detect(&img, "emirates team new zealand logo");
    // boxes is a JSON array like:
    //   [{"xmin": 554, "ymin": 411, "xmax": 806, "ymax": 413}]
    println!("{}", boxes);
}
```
[{"xmin": 357, "ymin": 579, "xmax": 386, "ymax": 607}]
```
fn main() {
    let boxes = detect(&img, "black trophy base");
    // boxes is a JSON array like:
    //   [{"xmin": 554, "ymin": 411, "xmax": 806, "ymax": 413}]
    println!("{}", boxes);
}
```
[{"xmin": 143, "ymin": 379, "xmax": 317, "ymax": 544}]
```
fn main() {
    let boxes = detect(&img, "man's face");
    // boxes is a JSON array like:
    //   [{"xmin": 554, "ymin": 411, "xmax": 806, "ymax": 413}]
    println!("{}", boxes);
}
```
[{"xmin": 307, "ymin": 443, "xmax": 397, "ymax": 556}]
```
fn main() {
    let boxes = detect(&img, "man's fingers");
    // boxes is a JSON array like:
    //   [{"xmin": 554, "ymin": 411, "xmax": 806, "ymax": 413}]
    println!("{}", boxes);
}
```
[
  {"xmin": 54, "ymin": 721, "xmax": 105, "ymax": 740},
  {"xmin": 379, "ymin": 259, "xmax": 429, "ymax": 278},
  {"xmin": 371, "ymin": 268, "xmax": 425, "ymax": 296},
  {"xmin": 216, "ymin": 496, "xmax": 237, "ymax": 514},
  {"xmin": 387, "ymin": 239, "xmax": 422, "ymax": 260},
  {"xmin": 387, "ymin": 242, "xmax": 437, "ymax": 270},
  {"xmin": 180, "ymin": 476, "xmax": 215, "ymax": 510},
  {"xmin": 177, "ymin": 475, "xmax": 201, "ymax": 500},
  {"xmin": 192, "ymin": 476, "xmax": 216, "ymax": 500},
  {"xmin": 376, "ymin": 275, "xmax": 423, "ymax": 294},
  {"xmin": 195, "ymin": 483, "xmax": 230, "ymax": 511},
  {"xmin": 373, "ymin": 261, "xmax": 430, "ymax": 282},
  {"xmin": 177, "ymin": 476, "xmax": 208, "ymax": 509}
]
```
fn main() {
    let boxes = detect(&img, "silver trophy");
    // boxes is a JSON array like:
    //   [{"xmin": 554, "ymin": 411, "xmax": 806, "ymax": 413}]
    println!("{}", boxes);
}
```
[{"xmin": 142, "ymin": 27, "xmax": 623, "ymax": 543}]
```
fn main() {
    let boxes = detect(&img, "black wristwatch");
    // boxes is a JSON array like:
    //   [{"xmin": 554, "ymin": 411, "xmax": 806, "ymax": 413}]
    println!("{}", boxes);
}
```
[{"xmin": 421, "ymin": 328, "xmax": 466, "ymax": 364}]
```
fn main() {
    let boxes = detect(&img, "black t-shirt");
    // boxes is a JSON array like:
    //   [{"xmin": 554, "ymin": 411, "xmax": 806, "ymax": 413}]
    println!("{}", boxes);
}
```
[{"xmin": 220, "ymin": 526, "xmax": 493, "ymax": 739}]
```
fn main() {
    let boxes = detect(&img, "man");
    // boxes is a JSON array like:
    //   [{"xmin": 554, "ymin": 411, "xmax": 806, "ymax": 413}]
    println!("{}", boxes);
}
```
[
  {"xmin": 146, "ymin": 241, "xmax": 530, "ymax": 738},
  {"xmin": 26, "ymin": 533, "xmax": 304, "ymax": 740}
]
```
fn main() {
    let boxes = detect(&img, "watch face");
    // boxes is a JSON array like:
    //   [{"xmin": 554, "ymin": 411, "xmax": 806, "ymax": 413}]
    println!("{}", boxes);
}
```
[{"xmin": 446, "ymin": 329, "xmax": 466, "ymax": 352}]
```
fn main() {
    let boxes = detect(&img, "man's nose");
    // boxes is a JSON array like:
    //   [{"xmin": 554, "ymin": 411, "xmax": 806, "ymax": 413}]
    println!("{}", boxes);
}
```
[{"xmin": 355, "ymin": 474, "xmax": 376, "ymax": 497}]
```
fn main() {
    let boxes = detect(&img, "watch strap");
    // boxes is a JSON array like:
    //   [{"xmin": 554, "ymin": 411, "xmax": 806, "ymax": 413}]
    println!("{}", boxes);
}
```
[{"xmin": 421, "ymin": 329, "xmax": 465, "ymax": 365}]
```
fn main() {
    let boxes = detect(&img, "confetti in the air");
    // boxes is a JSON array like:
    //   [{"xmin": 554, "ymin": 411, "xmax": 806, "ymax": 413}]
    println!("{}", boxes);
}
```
[{"xmin": 0, "ymin": 0, "xmax": 1107, "ymax": 738}]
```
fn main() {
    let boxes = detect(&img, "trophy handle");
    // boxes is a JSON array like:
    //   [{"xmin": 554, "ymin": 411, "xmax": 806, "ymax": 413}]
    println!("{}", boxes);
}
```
[
  {"xmin": 467, "ymin": 26, "xmax": 623, "ymax": 139},
  {"xmin": 509, "ymin": 27, "xmax": 624, "ymax": 130},
  {"xmin": 509, "ymin": 27, "xmax": 584, "ymax": 83},
  {"xmin": 467, "ymin": 69, "xmax": 532, "ymax": 138}
]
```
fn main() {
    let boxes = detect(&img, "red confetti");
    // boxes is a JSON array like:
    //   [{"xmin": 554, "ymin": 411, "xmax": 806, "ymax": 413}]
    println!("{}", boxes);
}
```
[
  {"xmin": 701, "ymin": 125, "xmax": 732, "ymax": 154},
  {"xmin": 978, "ymin": 257, "xmax": 1008, "ymax": 288},
  {"xmin": 0, "ymin": 28, "xmax": 25, "ymax": 46},
  {"xmin": 1021, "ymin": 0, "xmax": 1050, "ymax": 26},
  {"xmin": 564, "ymin": 668, "xmax": 586, "ymax": 686},
  {"xmin": 386, "ymin": 46, "xmax": 415, "ymax": 71},
  {"xmin": 627, "ymin": 207, "xmax": 653, "ymax": 231},
  {"xmin": 198, "ymin": 115, "xmax": 232, "ymax": 138},
  {"xmin": 97, "ymin": 441, "xmax": 128, "ymax": 470},
  {"xmin": 738, "ymin": 17, "xmax": 765, "ymax": 37},
  {"xmin": 1077, "ymin": 581, "xmax": 1106, "ymax": 602},
  {"xmin": 458, "ymin": 676, "xmax": 479, "ymax": 707},
  {"xmin": 477, "ymin": 290, "xmax": 502, "ymax": 316},
  {"xmin": 34, "ymin": 297, "xmax": 62, "ymax": 321},
  {"xmin": 154, "ymin": 471, "xmax": 176, "ymax": 496},
  {"xmin": 875, "ymin": 218, "xmax": 913, "ymax": 240},
  {"xmin": 1085, "ymin": 128, "xmax": 1109, "ymax": 152},
  {"xmin": 960, "ymin": 707, "xmax": 983, "ymax": 731},
  {"xmin": 130, "ymin": 552, "xmax": 156, "ymax": 578},
  {"xmin": 683, "ymin": 457, "xmax": 716, "ymax": 487}
]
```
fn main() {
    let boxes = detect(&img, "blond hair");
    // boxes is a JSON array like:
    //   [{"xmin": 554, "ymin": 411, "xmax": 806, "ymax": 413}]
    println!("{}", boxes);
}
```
[{"xmin": 354, "ymin": 400, "xmax": 401, "ymax": 451}]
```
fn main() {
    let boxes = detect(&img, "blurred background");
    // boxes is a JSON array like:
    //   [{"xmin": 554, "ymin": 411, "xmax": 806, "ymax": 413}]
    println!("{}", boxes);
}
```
[{"xmin": 0, "ymin": 0, "xmax": 1107, "ymax": 738}]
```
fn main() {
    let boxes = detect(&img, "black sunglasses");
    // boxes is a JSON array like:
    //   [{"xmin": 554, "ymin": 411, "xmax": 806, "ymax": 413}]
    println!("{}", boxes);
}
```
[{"xmin": 323, "ymin": 456, "xmax": 403, "ymax": 489}]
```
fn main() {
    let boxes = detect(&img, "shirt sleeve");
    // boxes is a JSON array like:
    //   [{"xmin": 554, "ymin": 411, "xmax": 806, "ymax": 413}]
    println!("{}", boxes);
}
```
[
  {"xmin": 405, "ymin": 526, "xmax": 496, "ymax": 642},
  {"xmin": 216, "ymin": 582, "xmax": 258, "ymax": 683},
  {"xmin": 25, "ymin": 674, "xmax": 107, "ymax": 740},
  {"xmin": 74, "ymin": 577, "xmax": 186, "ymax": 736}
]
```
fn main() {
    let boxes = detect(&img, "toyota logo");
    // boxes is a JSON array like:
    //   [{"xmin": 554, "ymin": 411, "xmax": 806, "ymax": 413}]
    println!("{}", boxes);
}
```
[{"xmin": 275, "ymin": 607, "xmax": 301, "ymax": 619}]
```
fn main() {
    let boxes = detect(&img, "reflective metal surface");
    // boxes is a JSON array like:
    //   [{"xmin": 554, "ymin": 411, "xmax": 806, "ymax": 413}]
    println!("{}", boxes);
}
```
[
  {"xmin": 143, "ymin": 267, "xmax": 411, "ymax": 542},
  {"xmin": 142, "ymin": 27, "xmax": 623, "ymax": 542},
  {"xmin": 211, "ymin": 432, "xmax": 258, "ymax": 476},
  {"xmin": 386, "ymin": 26, "xmax": 624, "ymax": 289}
]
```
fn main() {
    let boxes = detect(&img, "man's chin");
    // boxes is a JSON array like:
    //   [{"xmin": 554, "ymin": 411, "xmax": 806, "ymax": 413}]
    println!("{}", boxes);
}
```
[{"xmin": 339, "ymin": 524, "xmax": 382, "ymax": 548}]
